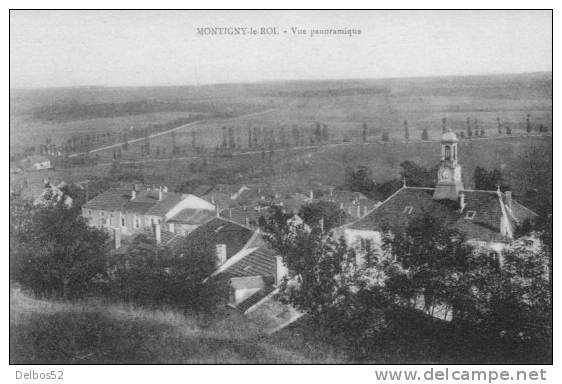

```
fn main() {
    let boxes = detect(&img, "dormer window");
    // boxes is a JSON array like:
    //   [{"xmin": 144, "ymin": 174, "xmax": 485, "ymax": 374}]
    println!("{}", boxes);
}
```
[
  {"xmin": 403, "ymin": 206, "xmax": 414, "ymax": 215},
  {"xmin": 465, "ymin": 210, "xmax": 476, "ymax": 220}
]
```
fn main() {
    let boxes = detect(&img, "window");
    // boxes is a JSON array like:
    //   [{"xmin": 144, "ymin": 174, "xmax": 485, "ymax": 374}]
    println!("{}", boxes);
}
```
[
  {"xmin": 490, "ymin": 251, "xmax": 500, "ymax": 270},
  {"xmin": 121, "ymin": 217, "xmax": 126, "ymax": 227},
  {"xmin": 465, "ymin": 210, "xmax": 476, "ymax": 220},
  {"xmin": 135, "ymin": 216, "xmax": 140, "ymax": 228},
  {"xmin": 359, "ymin": 238, "xmax": 372, "ymax": 252},
  {"xmin": 444, "ymin": 145, "xmax": 451, "ymax": 160},
  {"xmin": 403, "ymin": 206, "xmax": 414, "ymax": 215},
  {"xmin": 88, "ymin": 210, "xmax": 92, "ymax": 215}
]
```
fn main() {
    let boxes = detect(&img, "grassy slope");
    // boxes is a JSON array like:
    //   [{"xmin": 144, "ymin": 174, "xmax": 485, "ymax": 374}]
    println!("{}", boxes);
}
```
[{"xmin": 9, "ymin": 288, "xmax": 312, "ymax": 364}]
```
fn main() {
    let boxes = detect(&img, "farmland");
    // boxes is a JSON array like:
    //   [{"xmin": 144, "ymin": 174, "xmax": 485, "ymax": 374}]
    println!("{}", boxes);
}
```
[{"xmin": 10, "ymin": 72, "xmax": 552, "ymax": 214}]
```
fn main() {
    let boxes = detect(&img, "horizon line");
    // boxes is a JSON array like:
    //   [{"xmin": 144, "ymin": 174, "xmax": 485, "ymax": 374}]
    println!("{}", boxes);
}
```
[{"xmin": 9, "ymin": 70, "xmax": 553, "ymax": 92}]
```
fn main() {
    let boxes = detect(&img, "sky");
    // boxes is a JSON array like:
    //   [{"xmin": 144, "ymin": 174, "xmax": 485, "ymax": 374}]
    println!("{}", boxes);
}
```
[{"xmin": 10, "ymin": 10, "xmax": 552, "ymax": 88}]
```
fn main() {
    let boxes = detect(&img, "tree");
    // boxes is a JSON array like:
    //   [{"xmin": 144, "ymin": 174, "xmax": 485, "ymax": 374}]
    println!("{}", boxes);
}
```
[
  {"xmin": 122, "ymin": 129, "xmax": 129, "ymax": 151},
  {"xmin": 260, "ymin": 210, "xmax": 392, "ymax": 361},
  {"xmin": 228, "ymin": 127, "xmax": 235, "ymax": 149},
  {"xmin": 473, "ymin": 166, "xmax": 510, "ymax": 191},
  {"xmin": 382, "ymin": 215, "xmax": 473, "ymax": 315},
  {"xmin": 10, "ymin": 199, "xmax": 109, "ymax": 299},
  {"xmin": 382, "ymin": 214, "xmax": 551, "ymax": 362},
  {"xmin": 404, "ymin": 121, "xmax": 409, "ymax": 141},
  {"xmin": 314, "ymin": 122, "xmax": 322, "ymax": 143},
  {"xmin": 191, "ymin": 131, "xmax": 197, "ymax": 149},
  {"xmin": 421, "ymin": 129, "xmax": 429, "ymax": 141},
  {"xmin": 381, "ymin": 132, "xmax": 390, "ymax": 142},
  {"xmin": 400, "ymin": 160, "xmax": 437, "ymax": 188},
  {"xmin": 344, "ymin": 166, "xmax": 375, "ymax": 195},
  {"xmin": 109, "ymin": 234, "xmax": 228, "ymax": 313},
  {"xmin": 221, "ymin": 127, "xmax": 228, "ymax": 149},
  {"xmin": 322, "ymin": 124, "xmax": 329, "ymax": 142},
  {"xmin": 299, "ymin": 201, "xmax": 347, "ymax": 232}
]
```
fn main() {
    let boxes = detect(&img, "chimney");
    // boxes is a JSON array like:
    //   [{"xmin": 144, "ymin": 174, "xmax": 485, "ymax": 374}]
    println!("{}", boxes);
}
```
[
  {"xmin": 274, "ymin": 255, "xmax": 288, "ymax": 286},
  {"xmin": 216, "ymin": 204, "xmax": 220, "ymax": 217},
  {"xmin": 216, "ymin": 244, "xmax": 227, "ymax": 264},
  {"xmin": 309, "ymin": 190, "xmax": 314, "ymax": 200},
  {"xmin": 357, "ymin": 205, "xmax": 361, "ymax": 218},
  {"xmin": 459, "ymin": 192, "xmax": 466, "ymax": 213},
  {"xmin": 319, "ymin": 217, "xmax": 324, "ymax": 233},
  {"xmin": 168, "ymin": 222, "xmax": 175, "ymax": 233},
  {"xmin": 154, "ymin": 223, "xmax": 161, "ymax": 244},
  {"xmin": 340, "ymin": 202, "xmax": 344, "ymax": 209},
  {"xmin": 505, "ymin": 191, "xmax": 512, "ymax": 209},
  {"xmin": 158, "ymin": 189, "xmax": 163, "ymax": 201},
  {"xmin": 113, "ymin": 227, "xmax": 121, "ymax": 249},
  {"xmin": 229, "ymin": 208, "xmax": 232, "ymax": 218},
  {"xmin": 162, "ymin": 186, "xmax": 168, "ymax": 192},
  {"xmin": 131, "ymin": 190, "xmax": 136, "ymax": 200}
]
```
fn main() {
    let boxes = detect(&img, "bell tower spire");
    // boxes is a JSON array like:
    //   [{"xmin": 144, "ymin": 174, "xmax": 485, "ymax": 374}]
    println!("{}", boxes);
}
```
[{"xmin": 433, "ymin": 130, "xmax": 464, "ymax": 200}]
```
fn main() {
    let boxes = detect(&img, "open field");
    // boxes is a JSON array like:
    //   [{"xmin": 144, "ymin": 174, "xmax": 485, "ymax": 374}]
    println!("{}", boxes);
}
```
[
  {"xmin": 10, "ymin": 73, "xmax": 552, "ymax": 216},
  {"xmin": 9, "ymin": 288, "xmax": 316, "ymax": 364},
  {"xmin": 10, "ymin": 73, "xmax": 552, "ymax": 159}
]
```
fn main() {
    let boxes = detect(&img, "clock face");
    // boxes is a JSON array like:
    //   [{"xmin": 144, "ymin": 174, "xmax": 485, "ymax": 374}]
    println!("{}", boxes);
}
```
[{"xmin": 440, "ymin": 169, "xmax": 450, "ymax": 180}]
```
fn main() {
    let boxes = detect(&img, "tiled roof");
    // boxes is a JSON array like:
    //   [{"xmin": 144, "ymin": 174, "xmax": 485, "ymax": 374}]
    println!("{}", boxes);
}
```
[
  {"xmin": 220, "ymin": 247, "xmax": 277, "ymax": 280},
  {"xmin": 220, "ymin": 207, "xmax": 263, "ymax": 227},
  {"xmin": 167, "ymin": 208, "xmax": 215, "ymax": 224},
  {"xmin": 84, "ymin": 188, "xmax": 184, "ymax": 216},
  {"xmin": 507, "ymin": 199, "xmax": 538, "ymax": 225},
  {"xmin": 184, "ymin": 217, "xmax": 254, "ymax": 260},
  {"xmin": 346, "ymin": 187, "xmax": 537, "ymax": 242},
  {"xmin": 236, "ymin": 285, "xmax": 276, "ymax": 313},
  {"xmin": 83, "ymin": 188, "xmax": 131, "ymax": 211},
  {"xmin": 321, "ymin": 190, "xmax": 368, "ymax": 203}
]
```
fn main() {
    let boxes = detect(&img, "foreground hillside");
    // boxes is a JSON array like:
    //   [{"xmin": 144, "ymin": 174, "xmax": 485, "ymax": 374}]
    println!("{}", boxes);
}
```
[{"xmin": 9, "ymin": 288, "xmax": 311, "ymax": 364}]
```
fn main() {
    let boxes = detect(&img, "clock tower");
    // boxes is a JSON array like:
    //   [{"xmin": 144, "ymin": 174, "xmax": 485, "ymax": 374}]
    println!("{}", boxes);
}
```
[{"xmin": 433, "ymin": 131, "xmax": 464, "ymax": 201}]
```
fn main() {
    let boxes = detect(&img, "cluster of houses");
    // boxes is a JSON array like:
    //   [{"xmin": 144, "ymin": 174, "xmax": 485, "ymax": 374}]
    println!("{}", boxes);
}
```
[
  {"xmin": 60, "ymin": 131, "xmax": 539, "ymax": 327},
  {"xmin": 80, "ymin": 173, "xmax": 377, "ymax": 321}
]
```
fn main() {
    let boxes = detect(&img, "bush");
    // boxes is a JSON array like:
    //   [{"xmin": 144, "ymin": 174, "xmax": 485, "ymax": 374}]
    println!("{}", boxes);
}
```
[
  {"xmin": 107, "ymin": 235, "xmax": 228, "ymax": 313},
  {"xmin": 10, "ymin": 198, "xmax": 109, "ymax": 299}
]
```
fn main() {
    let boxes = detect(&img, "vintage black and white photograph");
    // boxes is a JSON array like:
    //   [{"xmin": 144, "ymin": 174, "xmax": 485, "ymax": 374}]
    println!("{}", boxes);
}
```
[{"xmin": 9, "ymin": 9, "xmax": 552, "ymax": 365}]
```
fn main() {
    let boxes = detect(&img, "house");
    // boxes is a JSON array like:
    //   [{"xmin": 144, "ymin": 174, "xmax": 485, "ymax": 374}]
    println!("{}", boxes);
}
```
[
  {"xmin": 82, "ymin": 186, "xmax": 216, "ymax": 240},
  {"xmin": 338, "ymin": 131, "xmax": 538, "ymax": 264},
  {"xmin": 22, "ymin": 155, "xmax": 52, "ymax": 170},
  {"xmin": 184, "ymin": 216, "xmax": 287, "ymax": 312},
  {"xmin": 33, "ymin": 181, "xmax": 73, "ymax": 208}
]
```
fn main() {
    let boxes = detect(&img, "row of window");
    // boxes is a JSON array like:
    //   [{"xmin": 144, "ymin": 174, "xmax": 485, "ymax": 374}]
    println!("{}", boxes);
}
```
[{"xmin": 86, "ymin": 210, "xmax": 162, "ymax": 228}]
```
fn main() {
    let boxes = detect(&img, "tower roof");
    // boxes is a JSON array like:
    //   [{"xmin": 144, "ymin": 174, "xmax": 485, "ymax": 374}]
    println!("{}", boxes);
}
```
[{"xmin": 441, "ymin": 131, "xmax": 458, "ymax": 142}]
